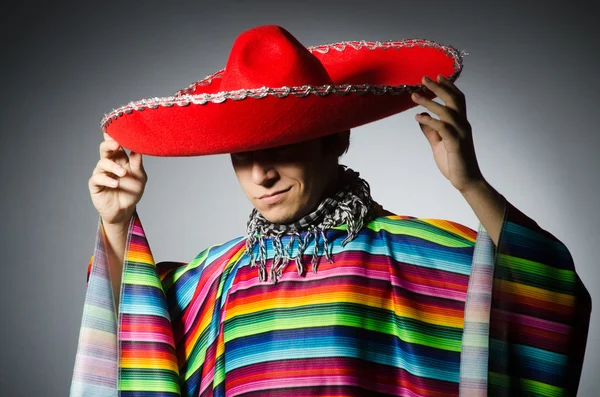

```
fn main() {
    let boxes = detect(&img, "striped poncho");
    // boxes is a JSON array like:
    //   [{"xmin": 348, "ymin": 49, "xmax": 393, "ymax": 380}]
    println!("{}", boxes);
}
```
[{"xmin": 70, "ymin": 197, "xmax": 591, "ymax": 396}]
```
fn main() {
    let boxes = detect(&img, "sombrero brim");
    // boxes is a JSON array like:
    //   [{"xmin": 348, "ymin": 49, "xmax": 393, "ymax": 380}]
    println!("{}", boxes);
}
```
[{"xmin": 100, "ymin": 39, "xmax": 465, "ymax": 157}]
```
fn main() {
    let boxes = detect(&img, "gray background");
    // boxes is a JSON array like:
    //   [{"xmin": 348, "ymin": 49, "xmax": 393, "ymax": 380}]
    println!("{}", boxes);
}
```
[{"xmin": 1, "ymin": 0, "xmax": 597, "ymax": 395}]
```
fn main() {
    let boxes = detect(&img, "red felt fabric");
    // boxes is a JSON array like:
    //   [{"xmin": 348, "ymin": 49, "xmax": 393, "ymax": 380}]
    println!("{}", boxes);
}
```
[{"xmin": 102, "ymin": 25, "xmax": 460, "ymax": 157}]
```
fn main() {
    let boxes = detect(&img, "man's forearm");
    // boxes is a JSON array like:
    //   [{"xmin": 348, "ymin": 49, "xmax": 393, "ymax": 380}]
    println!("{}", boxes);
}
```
[
  {"xmin": 460, "ymin": 179, "xmax": 506, "ymax": 246},
  {"xmin": 102, "ymin": 221, "xmax": 129, "ymax": 315}
]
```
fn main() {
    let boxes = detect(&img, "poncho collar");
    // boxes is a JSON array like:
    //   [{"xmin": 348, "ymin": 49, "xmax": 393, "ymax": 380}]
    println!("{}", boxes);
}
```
[{"xmin": 244, "ymin": 164, "xmax": 377, "ymax": 283}]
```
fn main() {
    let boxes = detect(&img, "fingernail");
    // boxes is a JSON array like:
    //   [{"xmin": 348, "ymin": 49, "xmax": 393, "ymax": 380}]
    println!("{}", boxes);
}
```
[
  {"xmin": 117, "ymin": 167, "xmax": 126, "ymax": 176},
  {"xmin": 413, "ymin": 92, "xmax": 421, "ymax": 99},
  {"xmin": 423, "ymin": 76, "xmax": 432, "ymax": 82}
]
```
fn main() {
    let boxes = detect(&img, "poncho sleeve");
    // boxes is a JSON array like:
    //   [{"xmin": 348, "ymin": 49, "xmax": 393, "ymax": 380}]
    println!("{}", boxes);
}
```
[
  {"xmin": 459, "ymin": 196, "xmax": 591, "ymax": 396},
  {"xmin": 70, "ymin": 209, "xmax": 186, "ymax": 396}
]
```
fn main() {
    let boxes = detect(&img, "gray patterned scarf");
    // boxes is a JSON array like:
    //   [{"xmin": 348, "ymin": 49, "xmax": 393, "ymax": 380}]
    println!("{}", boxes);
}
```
[{"xmin": 244, "ymin": 165, "xmax": 377, "ymax": 284}]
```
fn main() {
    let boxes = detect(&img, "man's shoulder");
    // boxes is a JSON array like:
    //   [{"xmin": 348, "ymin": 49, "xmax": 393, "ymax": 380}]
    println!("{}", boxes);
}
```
[
  {"xmin": 156, "ymin": 235, "xmax": 246, "ymax": 275},
  {"xmin": 195, "ymin": 234, "xmax": 247, "ymax": 260},
  {"xmin": 367, "ymin": 214, "xmax": 478, "ymax": 243}
]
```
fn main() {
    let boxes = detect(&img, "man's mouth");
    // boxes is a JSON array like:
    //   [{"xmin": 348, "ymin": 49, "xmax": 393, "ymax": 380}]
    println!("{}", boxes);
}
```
[{"xmin": 258, "ymin": 187, "xmax": 291, "ymax": 203}]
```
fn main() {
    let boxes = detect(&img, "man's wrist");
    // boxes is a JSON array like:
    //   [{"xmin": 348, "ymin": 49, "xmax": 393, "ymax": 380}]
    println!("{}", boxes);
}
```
[
  {"xmin": 102, "ymin": 219, "xmax": 130, "ymax": 235},
  {"xmin": 459, "ymin": 178, "xmax": 490, "ymax": 197}
]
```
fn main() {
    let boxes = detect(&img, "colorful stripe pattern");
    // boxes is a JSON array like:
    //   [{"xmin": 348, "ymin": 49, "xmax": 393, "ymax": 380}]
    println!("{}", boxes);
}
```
[
  {"xmin": 459, "ymin": 221, "xmax": 496, "ymax": 396},
  {"xmin": 488, "ymin": 202, "xmax": 591, "ymax": 396},
  {"xmin": 70, "ymin": 198, "xmax": 590, "ymax": 396},
  {"xmin": 70, "ymin": 215, "xmax": 121, "ymax": 397}
]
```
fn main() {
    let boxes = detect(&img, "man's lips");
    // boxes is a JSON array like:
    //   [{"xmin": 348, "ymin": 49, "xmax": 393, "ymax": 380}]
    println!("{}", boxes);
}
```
[{"xmin": 259, "ymin": 187, "xmax": 291, "ymax": 199}]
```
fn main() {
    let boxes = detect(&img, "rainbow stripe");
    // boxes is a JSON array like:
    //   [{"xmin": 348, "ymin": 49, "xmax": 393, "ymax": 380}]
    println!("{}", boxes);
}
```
[{"xmin": 70, "ymin": 199, "xmax": 590, "ymax": 396}]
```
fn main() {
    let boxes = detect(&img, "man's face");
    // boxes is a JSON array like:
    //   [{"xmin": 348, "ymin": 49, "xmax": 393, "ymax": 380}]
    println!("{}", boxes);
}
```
[{"xmin": 230, "ymin": 136, "xmax": 339, "ymax": 224}]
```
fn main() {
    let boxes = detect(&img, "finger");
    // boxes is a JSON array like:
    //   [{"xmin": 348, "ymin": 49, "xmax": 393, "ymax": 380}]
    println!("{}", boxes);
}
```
[
  {"xmin": 129, "ymin": 151, "xmax": 142, "ymax": 170},
  {"xmin": 100, "ymin": 137, "xmax": 131, "ymax": 169},
  {"xmin": 103, "ymin": 132, "xmax": 116, "ymax": 142},
  {"xmin": 415, "ymin": 113, "xmax": 459, "ymax": 144},
  {"xmin": 93, "ymin": 158, "xmax": 127, "ymax": 177},
  {"xmin": 421, "ymin": 75, "xmax": 465, "ymax": 115},
  {"xmin": 411, "ymin": 92, "xmax": 464, "ymax": 134},
  {"xmin": 416, "ymin": 112, "xmax": 442, "ymax": 147},
  {"xmin": 89, "ymin": 172, "xmax": 119, "ymax": 193},
  {"xmin": 436, "ymin": 74, "xmax": 463, "ymax": 98},
  {"xmin": 411, "ymin": 92, "xmax": 450, "ymax": 119},
  {"xmin": 99, "ymin": 139, "xmax": 121, "ymax": 159},
  {"xmin": 127, "ymin": 151, "xmax": 147, "ymax": 180},
  {"xmin": 436, "ymin": 74, "xmax": 467, "ymax": 115}
]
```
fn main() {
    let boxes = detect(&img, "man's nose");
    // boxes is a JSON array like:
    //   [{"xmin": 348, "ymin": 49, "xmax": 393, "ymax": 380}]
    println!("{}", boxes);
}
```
[{"xmin": 251, "ymin": 158, "xmax": 278, "ymax": 186}]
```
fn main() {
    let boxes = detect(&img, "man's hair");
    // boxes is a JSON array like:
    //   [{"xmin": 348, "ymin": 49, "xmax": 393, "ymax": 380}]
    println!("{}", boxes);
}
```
[{"xmin": 322, "ymin": 129, "xmax": 351, "ymax": 159}]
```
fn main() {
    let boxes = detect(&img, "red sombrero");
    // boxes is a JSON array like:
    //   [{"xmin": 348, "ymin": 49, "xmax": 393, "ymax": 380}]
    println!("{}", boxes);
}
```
[{"xmin": 100, "ymin": 24, "xmax": 467, "ymax": 157}]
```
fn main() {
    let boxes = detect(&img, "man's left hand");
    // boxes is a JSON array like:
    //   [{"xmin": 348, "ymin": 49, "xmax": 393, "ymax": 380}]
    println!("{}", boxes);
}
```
[{"xmin": 411, "ymin": 74, "xmax": 484, "ymax": 193}]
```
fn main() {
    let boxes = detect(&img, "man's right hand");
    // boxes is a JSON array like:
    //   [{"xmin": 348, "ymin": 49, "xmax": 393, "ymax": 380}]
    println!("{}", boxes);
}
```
[{"xmin": 88, "ymin": 132, "xmax": 148, "ymax": 228}]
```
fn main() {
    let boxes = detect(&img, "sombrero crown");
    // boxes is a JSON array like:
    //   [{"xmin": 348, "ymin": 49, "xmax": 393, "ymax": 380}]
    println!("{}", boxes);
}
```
[{"xmin": 100, "ymin": 25, "xmax": 466, "ymax": 156}]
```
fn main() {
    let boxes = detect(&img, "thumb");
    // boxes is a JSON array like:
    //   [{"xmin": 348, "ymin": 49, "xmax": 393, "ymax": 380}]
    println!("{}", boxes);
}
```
[
  {"xmin": 417, "ymin": 112, "xmax": 441, "ymax": 147},
  {"xmin": 128, "ymin": 151, "xmax": 144, "ymax": 174}
]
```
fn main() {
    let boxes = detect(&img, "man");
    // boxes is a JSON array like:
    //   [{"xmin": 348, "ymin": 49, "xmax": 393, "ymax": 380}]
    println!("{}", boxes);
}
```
[{"xmin": 71, "ymin": 25, "xmax": 591, "ymax": 397}]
